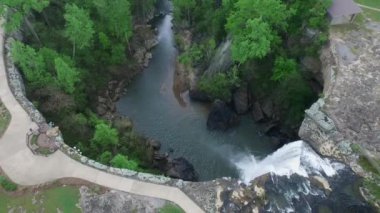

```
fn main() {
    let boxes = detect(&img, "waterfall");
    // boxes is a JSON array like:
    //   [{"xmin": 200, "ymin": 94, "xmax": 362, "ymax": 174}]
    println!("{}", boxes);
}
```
[{"xmin": 234, "ymin": 141, "xmax": 342, "ymax": 184}]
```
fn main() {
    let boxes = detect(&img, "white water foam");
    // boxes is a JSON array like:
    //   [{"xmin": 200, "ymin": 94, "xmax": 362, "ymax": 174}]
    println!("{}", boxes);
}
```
[{"xmin": 234, "ymin": 141, "xmax": 341, "ymax": 184}]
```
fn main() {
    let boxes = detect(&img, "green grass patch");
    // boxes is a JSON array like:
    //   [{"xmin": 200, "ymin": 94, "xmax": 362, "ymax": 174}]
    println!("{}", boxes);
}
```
[
  {"xmin": 361, "ymin": 8, "xmax": 380, "ymax": 22},
  {"xmin": 159, "ymin": 203, "xmax": 185, "ymax": 213},
  {"xmin": 0, "ymin": 186, "xmax": 81, "ymax": 212},
  {"xmin": 0, "ymin": 101, "xmax": 11, "ymax": 138},
  {"xmin": 356, "ymin": 0, "xmax": 380, "ymax": 9},
  {"xmin": 0, "ymin": 176, "xmax": 17, "ymax": 192},
  {"xmin": 358, "ymin": 156, "xmax": 380, "ymax": 175},
  {"xmin": 363, "ymin": 175, "xmax": 380, "ymax": 205},
  {"xmin": 355, "ymin": 0, "xmax": 380, "ymax": 22}
]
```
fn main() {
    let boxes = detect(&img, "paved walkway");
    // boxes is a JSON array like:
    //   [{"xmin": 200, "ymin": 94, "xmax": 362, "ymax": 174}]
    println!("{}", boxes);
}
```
[
  {"xmin": 0, "ymin": 28, "xmax": 204, "ymax": 213},
  {"xmin": 358, "ymin": 4, "xmax": 380, "ymax": 12}
]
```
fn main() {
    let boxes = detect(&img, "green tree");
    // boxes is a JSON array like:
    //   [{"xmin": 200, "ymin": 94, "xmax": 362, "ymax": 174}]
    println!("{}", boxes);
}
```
[
  {"xmin": 271, "ymin": 57, "xmax": 298, "ymax": 81},
  {"xmin": 173, "ymin": 0, "xmax": 196, "ymax": 24},
  {"xmin": 11, "ymin": 41, "xmax": 52, "ymax": 87},
  {"xmin": 226, "ymin": 0, "xmax": 291, "ymax": 63},
  {"xmin": 229, "ymin": 18, "xmax": 275, "ymax": 63},
  {"xmin": 93, "ymin": 0, "xmax": 133, "ymax": 42},
  {"xmin": 110, "ymin": 154, "xmax": 138, "ymax": 170},
  {"xmin": 92, "ymin": 123, "xmax": 119, "ymax": 148},
  {"xmin": 54, "ymin": 57, "xmax": 80, "ymax": 94},
  {"xmin": 199, "ymin": 67, "xmax": 240, "ymax": 101},
  {"xmin": 0, "ymin": 0, "xmax": 50, "ymax": 44},
  {"xmin": 63, "ymin": 4, "xmax": 94, "ymax": 59}
]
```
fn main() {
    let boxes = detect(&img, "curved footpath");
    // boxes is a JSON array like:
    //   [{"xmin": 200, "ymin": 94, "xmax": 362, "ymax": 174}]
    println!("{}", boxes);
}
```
[{"xmin": 0, "ymin": 28, "xmax": 204, "ymax": 213}]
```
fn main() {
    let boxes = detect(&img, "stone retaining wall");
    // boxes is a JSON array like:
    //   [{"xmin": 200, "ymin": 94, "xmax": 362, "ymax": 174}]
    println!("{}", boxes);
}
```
[
  {"xmin": 3, "ymin": 36, "xmax": 216, "ymax": 212},
  {"xmin": 4, "ymin": 37, "xmax": 46, "ymax": 124}
]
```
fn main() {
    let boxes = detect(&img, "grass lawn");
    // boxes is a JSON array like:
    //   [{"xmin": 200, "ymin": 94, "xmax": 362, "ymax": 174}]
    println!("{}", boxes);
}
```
[
  {"xmin": 355, "ymin": 0, "xmax": 380, "ymax": 22},
  {"xmin": 356, "ymin": 0, "xmax": 380, "ymax": 8},
  {"xmin": 0, "ymin": 186, "xmax": 81, "ymax": 213},
  {"xmin": 159, "ymin": 203, "xmax": 185, "ymax": 213},
  {"xmin": 361, "ymin": 8, "xmax": 380, "ymax": 22},
  {"xmin": 0, "ymin": 100, "xmax": 11, "ymax": 138}
]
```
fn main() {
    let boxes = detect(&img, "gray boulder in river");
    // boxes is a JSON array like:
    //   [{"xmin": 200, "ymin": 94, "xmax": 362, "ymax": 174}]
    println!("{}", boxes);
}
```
[{"xmin": 207, "ymin": 100, "xmax": 240, "ymax": 131}]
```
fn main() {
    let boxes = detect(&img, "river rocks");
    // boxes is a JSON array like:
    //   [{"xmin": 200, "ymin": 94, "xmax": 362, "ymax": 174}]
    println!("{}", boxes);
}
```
[
  {"xmin": 96, "ymin": 80, "xmax": 126, "ymax": 120},
  {"xmin": 166, "ymin": 157, "xmax": 198, "ymax": 181},
  {"xmin": 232, "ymin": 84, "xmax": 250, "ymax": 114},
  {"xmin": 148, "ymin": 139, "xmax": 161, "ymax": 151},
  {"xmin": 207, "ymin": 100, "xmax": 240, "ymax": 131},
  {"xmin": 251, "ymin": 102, "xmax": 264, "ymax": 122},
  {"xmin": 261, "ymin": 99, "xmax": 274, "ymax": 119},
  {"xmin": 131, "ymin": 25, "xmax": 158, "ymax": 68},
  {"xmin": 112, "ymin": 116, "xmax": 133, "ymax": 132}
]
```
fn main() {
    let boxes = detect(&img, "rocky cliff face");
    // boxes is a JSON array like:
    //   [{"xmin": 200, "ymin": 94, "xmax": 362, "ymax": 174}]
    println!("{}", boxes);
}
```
[{"xmin": 299, "ymin": 22, "xmax": 380, "ymax": 163}]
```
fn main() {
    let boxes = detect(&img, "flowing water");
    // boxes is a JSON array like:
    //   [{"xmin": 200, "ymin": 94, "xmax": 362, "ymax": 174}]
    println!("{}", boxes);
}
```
[{"xmin": 117, "ymin": 7, "xmax": 277, "ymax": 181}]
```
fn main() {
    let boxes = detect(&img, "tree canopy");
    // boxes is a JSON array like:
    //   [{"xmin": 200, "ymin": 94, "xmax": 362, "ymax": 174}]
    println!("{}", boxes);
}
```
[{"xmin": 64, "ymin": 4, "xmax": 94, "ymax": 58}]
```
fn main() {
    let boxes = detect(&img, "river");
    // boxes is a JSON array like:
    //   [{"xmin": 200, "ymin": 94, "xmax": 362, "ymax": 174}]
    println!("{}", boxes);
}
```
[{"xmin": 117, "ymin": 5, "xmax": 277, "ymax": 181}]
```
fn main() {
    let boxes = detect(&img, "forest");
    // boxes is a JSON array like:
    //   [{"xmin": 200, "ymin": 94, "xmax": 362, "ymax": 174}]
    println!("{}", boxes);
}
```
[
  {"xmin": 1, "ymin": 0, "xmax": 157, "ymax": 171},
  {"xmin": 174, "ymin": 0, "xmax": 331, "ymax": 137}
]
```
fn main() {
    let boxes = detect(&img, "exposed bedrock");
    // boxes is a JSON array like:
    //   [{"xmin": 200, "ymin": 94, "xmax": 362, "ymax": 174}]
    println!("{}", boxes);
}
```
[{"xmin": 299, "ymin": 22, "xmax": 380, "ymax": 161}]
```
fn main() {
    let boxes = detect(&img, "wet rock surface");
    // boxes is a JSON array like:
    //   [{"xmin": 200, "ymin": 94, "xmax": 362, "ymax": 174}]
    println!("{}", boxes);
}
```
[
  {"xmin": 207, "ymin": 100, "xmax": 240, "ymax": 131},
  {"xmin": 219, "ymin": 165, "xmax": 375, "ymax": 213},
  {"xmin": 233, "ymin": 84, "xmax": 250, "ymax": 115}
]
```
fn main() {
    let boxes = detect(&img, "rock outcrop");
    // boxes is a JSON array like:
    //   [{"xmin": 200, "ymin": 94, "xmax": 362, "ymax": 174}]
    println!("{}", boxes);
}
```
[
  {"xmin": 207, "ymin": 100, "xmax": 240, "ymax": 131},
  {"xmin": 131, "ymin": 25, "xmax": 159, "ymax": 68},
  {"xmin": 299, "ymin": 22, "xmax": 380, "ymax": 160},
  {"xmin": 80, "ymin": 186, "xmax": 167, "ymax": 213},
  {"xmin": 232, "ymin": 84, "xmax": 250, "ymax": 114}
]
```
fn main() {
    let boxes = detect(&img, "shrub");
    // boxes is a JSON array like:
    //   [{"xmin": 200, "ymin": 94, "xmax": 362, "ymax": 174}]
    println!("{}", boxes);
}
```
[
  {"xmin": 198, "ymin": 67, "xmax": 240, "ymax": 101},
  {"xmin": 271, "ymin": 57, "xmax": 297, "ymax": 81},
  {"xmin": 0, "ymin": 176, "xmax": 17, "ymax": 191},
  {"xmin": 110, "ymin": 154, "xmax": 138, "ymax": 170},
  {"xmin": 92, "ymin": 123, "xmax": 119, "ymax": 149}
]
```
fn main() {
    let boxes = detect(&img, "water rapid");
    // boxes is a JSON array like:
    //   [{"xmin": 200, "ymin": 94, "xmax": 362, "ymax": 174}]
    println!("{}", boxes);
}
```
[{"xmin": 233, "ymin": 141, "xmax": 342, "ymax": 184}]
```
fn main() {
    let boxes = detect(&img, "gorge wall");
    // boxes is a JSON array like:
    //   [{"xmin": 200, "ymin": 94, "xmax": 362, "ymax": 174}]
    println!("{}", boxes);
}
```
[{"xmin": 299, "ymin": 22, "xmax": 380, "ymax": 166}]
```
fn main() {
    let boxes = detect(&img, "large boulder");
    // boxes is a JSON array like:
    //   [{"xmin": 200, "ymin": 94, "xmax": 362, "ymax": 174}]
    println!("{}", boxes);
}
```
[
  {"xmin": 233, "ymin": 85, "xmax": 250, "ymax": 114},
  {"xmin": 189, "ymin": 89, "xmax": 211, "ymax": 102},
  {"xmin": 251, "ymin": 102, "xmax": 264, "ymax": 122},
  {"xmin": 207, "ymin": 100, "xmax": 240, "ymax": 131},
  {"xmin": 166, "ymin": 157, "xmax": 198, "ymax": 181}
]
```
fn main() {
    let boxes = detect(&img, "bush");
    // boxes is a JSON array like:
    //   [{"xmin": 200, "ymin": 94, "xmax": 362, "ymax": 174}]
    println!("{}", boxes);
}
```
[
  {"xmin": 110, "ymin": 154, "xmax": 138, "ymax": 170},
  {"xmin": 0, "ymin": 176, "xmax": 17, "ymax": 191},
  {"xmin": 271, "ymin": 57, "xmax": 297, "ymax": 81},
  {"xmin": 198, "ymin": 67, "xmax": 240, "ymax": 101},
  {"xmin": 92, "ymin": 123, "xmax": 119, "ymax": 149}
]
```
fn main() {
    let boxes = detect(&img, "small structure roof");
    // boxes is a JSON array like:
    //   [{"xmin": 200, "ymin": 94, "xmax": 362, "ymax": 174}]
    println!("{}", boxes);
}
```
[{"xmin": 328, "ymin": 0, "xmax": 362, "ymax": 17}]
